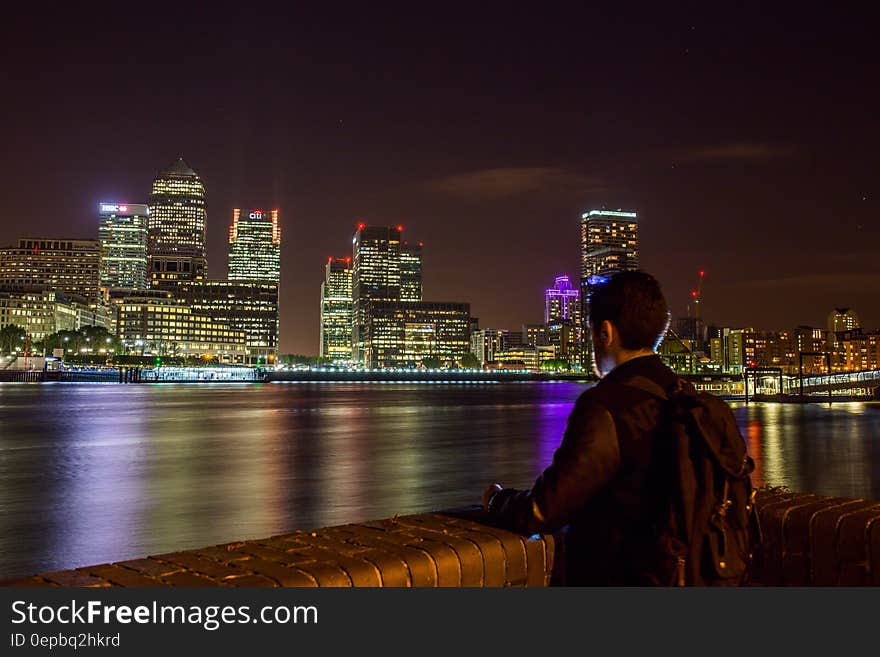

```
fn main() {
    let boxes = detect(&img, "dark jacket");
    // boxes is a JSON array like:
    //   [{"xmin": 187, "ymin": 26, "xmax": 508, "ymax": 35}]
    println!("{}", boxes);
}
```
[{"xmin": 488, "ymin": 353, "xmax": 680, "ymax": 585}]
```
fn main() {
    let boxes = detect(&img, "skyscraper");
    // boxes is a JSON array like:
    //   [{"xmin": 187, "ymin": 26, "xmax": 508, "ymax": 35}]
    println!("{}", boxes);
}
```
[
  {"xmin": 400, "ymin": 242, "xmax": 423, "ymax": 301},
  {"xmin": 580, "ymin": 208, "xmax": 639, "ymax": 279},
  {"xmin": 98, "ymin": 202, "xmax": 149, "ymax": 290},
  {"xmin": 351, "ymin": 224, "xmax": 402, "ymax": 363},
  {"xmin": 580, "ymin": 208, "xmax": 639, "ymax": 370},
  {"xmin": 147, "ymin": 157, "xmax": 207, "ymax": 289},
  {"xmin": 228, "ymin": 208, "xmax": 281, "ymax": 282},
  {"xmin": 320, "ymin": 257, "xmax": 353, "ymax": 361}
]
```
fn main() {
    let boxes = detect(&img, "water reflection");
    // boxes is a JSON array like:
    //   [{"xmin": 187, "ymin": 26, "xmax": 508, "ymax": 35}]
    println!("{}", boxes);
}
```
[
  {"xmin": 730, "ymin": 402, "xmax": 880, "ymax": 499},
  {"xmin": 0, "ymin": 383, "xmax": 878, "ymax": 580}
]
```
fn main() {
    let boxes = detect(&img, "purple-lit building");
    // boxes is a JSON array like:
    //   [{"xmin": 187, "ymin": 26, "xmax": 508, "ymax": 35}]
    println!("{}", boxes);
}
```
[
  {"xmin": 543, "ymin": 274, "xmax": 582, "ymax": 365},
  {"xmin": 545, "ymin": 274, "xmax": 579, "ymax": 324}
]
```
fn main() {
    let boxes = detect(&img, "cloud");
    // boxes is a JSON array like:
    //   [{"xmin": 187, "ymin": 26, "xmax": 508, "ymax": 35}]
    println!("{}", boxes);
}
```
[
  {"xmin": 428, "ymin": 166, "xmax": 606, "ymax": 200},
  {"xmin": 672, "ymin": 142, "xmax": 799, "ymax": 164},
  {"xmin": 731, "ymin": 272, "xmax": 880, "ymax": 291}
]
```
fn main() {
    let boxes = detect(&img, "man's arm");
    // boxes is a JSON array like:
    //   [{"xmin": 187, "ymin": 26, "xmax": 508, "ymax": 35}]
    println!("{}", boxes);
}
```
[{"xmin": 486, "ymin": 396, "xmax": 620, "ymax": 534}]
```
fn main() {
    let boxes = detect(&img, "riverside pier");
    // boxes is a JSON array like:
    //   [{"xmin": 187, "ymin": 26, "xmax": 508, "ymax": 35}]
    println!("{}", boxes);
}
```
[{"xmin": 3, "ymin": 365, "xmax": 879, "ymax": 401}]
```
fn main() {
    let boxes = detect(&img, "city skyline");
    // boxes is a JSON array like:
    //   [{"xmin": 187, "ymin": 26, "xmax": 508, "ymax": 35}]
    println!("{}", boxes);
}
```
[{"xmin": 2, "ymin": 5, "xmax": 877, "ymax": 354}]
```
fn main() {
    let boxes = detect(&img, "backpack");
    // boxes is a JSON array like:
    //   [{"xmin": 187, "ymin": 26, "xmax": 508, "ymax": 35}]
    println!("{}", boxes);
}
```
[{"xmin": 624, "ymin": 375, "xmax": 761, "ymax": 586}]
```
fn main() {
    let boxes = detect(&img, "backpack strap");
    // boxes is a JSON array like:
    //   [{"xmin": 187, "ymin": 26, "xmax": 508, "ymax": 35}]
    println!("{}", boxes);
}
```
[{"xmin": 620, "ymin": 374, "xmax": 675, "ymax": 401}]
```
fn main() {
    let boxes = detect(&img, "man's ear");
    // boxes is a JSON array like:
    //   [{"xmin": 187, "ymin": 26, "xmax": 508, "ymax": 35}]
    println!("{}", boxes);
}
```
[{"xmin": 599, "ymin": 320, "xmax": 614, "ymax": 347}]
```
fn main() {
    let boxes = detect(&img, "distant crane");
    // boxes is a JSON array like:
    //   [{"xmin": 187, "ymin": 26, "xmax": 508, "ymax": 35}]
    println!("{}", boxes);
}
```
[{"xmin": 690, "ymin": 269, "xmax": 705, "ymax": 323}]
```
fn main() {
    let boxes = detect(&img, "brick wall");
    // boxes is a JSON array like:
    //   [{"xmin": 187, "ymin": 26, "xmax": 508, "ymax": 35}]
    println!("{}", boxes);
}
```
[{"xmin": 3, "ymin": 490, "xmax": 878, "ymax": 587}]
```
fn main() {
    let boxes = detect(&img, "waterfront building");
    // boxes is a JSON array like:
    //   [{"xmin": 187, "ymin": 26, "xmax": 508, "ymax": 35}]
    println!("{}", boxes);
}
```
[
  {"xmin": 320, "ymin": 257, "xmax": 353, "ymax": 361},
  {"xmin": 0, "ymin": 284, "xmax": 112, "ymax": 341},
  {"xmin": 147, "ymin": 157, "xmax": 208, "ymax": 289},
  {"xmin": 0, "ymin": 238, "xmax": 103, "ymax": 301},
  {"xmin": 179, "ymin": 280, "xmax": 279, "ymax": 365},
  {"xmin": 710, "ymin": 335, "xmax": 724, "ymax": 368},
  {"xmin": 400, "ymin": 242, "xmax": 423, "ymax": 301},
  {"xmin": 117, "ymin": 294, "xmax": 247, "ymax": 362},
  {"xmin": 492, "ymin": 344, "xmax": 555, "ymax": 370},
  {"xmin": 228, "ymin": 208, "xmax": 281, "ymax": 283},
  {"xmin": 838, "ymin": 328, "xmax": 880, "ymax": 372},
  {"xmin": 98, "ymin": 202, "xmax": 149, "ymax": 290},
  {"xmin": 470, "ymin": 328, "xmax": 508, "ymax": 365},
  {"xmin": 351, "ymin": 224, "xmax": 403, "ymax": 363},
  {"xmin": 361, "ymin": 300, "xmax": 470, "ymax": 368}
]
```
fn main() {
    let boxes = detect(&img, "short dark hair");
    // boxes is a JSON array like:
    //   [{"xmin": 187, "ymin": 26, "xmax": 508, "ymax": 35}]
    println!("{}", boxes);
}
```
[{"xmin": 587, "ymin": 270, "xmax": 670, "ymax": 350}]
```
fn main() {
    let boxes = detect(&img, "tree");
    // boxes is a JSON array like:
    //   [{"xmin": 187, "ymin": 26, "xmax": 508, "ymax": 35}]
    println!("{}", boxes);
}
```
[
  {"xmin": 0, "ymin": 324, "xmax": 26, "ymax": 355},
  {"xmin": 281, "ymin": 354, "xmax": 333, "ymax": 366},
  {"xmin": 541, "ymin": 358, "xmax": 571, "ymax": 372},
  {"xmin": 421, "ymin": 356, "xmax": 444, "ymax": 369},
  {"xmin": 460, "ymin": 352, "xmax": 480, "ymax": 369}
]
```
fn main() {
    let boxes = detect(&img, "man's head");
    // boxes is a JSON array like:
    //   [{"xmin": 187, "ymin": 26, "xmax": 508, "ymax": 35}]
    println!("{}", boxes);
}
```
[{"xmin": 587, "ymin": 270, "xmax": 670, "ymax": 377}]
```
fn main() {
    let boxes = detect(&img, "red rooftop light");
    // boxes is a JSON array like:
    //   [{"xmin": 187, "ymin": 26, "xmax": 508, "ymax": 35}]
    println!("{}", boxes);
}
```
[
  {"xmin": 357, "ymin": 222, "xmax": 366, "ymax": 230},
  {"xmin": 396, "ymin": 224, "xmax": 404, "ymax": 232}
]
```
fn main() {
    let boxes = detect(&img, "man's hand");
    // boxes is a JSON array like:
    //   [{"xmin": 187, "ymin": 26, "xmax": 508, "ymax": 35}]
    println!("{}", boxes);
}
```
[{"xmin": 482, "ymin": 483, "xmax": 503, "ymax": 512}]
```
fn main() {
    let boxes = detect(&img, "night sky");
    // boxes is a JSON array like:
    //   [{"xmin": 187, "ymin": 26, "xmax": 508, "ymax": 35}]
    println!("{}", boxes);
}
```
[{"xmin": 2, "ymin": 4, "xmax": 877, "ymax": 354}]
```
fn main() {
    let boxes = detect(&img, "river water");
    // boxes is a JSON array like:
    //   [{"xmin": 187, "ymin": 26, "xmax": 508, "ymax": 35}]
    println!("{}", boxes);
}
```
[{"xmin": 1, "ymin": 382, "xmax": 878, "ymax": 580}]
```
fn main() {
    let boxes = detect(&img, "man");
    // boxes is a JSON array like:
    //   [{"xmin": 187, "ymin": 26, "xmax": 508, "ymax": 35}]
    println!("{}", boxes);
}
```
[{"xmin": 482, "ymin": 270, "xmax": 681, "ymax": 585}]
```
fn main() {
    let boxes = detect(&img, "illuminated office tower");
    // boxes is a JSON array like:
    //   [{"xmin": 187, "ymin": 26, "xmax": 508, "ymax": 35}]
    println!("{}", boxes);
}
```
[
  {"xmin": 320, "ymin": 257, "xmax": 353, "ymax": 361},
  {"xmin": 400, "ymin": 242, "xmax": 423, "ymax": 301},
  {"xmin": 147, "ymin": 157, "xmax": 208, "ymax": 289},
  {"xmin": 0, "ymin": 238, "xmax": 103, "ymax": 301},
  {"xmin": 545, "ymin": 274, "xmax": 579, "ymax": 324},
  {"xmin": 228, "ymin": 208, "xmax": 281, "ymax": 283},
  {"xmin": 98, "ymin": 202, "xmax": 149, "ymax": 290},
  {"xmin": 580, "ymin": 208, "xmax": 639, "ymax": 279},
  {"xmin": 351, "ymin": 224, "xmax": 402, "ymax": 364},
  {"xmin": 580, "ymin": 208, "xmax": 639, "ymax": 369}
]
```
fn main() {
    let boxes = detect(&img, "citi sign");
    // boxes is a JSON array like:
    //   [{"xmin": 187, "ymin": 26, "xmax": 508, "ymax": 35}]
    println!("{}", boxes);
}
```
[{"xmin": 249, "ymin": 210, "xmax": 264, "ymax": 220}]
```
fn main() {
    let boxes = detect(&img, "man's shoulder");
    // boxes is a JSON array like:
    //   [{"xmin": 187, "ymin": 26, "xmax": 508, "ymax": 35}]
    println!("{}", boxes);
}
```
[{"xmin": 574, "ymin": 379, "xmax": 653, "ymax": 414}]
